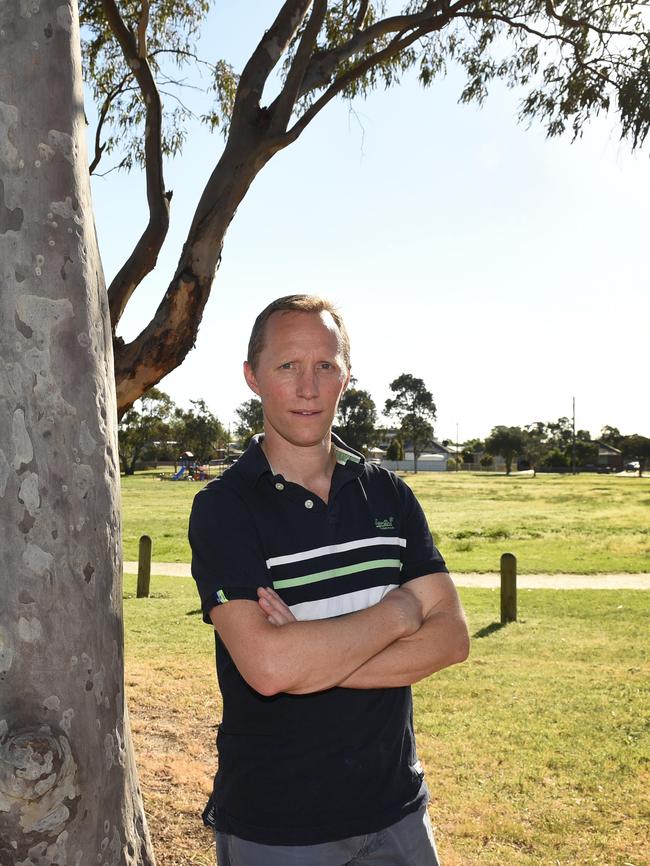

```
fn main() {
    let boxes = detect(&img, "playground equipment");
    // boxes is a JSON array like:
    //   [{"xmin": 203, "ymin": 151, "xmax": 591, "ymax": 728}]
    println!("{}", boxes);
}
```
[{"xmin": 163, "ymin": 452, "xmax": 209, "ymax": 481}]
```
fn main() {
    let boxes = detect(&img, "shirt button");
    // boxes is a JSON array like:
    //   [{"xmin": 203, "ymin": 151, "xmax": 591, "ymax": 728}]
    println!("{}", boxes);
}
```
[
  {"xmin": 275, "ymin": 482, "xmax": 284, "ymax": 491},
  {"xmin": 304, "ymin": 499, "xmax": 314, "ymax": 509}
]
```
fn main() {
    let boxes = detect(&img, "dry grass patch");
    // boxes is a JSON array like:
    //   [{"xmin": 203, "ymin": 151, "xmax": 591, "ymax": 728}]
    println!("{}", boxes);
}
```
[{"xmin": 126, "ymin": 658, "xmax": 219, "ymax": 866}]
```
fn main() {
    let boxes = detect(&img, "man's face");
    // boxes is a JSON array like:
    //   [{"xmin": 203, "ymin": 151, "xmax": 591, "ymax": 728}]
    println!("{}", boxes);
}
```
[{"xmin": 243, "ymin": 310, "xmax": 350, "ymax": 450}]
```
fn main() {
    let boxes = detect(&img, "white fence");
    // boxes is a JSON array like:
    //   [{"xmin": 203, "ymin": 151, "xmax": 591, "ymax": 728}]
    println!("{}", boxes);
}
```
[{"xmin": 380, "ymin": 454, "xmax": 448, "ymax": 472}]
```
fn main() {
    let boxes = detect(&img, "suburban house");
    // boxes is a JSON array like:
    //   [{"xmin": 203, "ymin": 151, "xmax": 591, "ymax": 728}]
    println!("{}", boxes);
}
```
[
  {"xmin": 376, "ymin": 429, "xmax": 455, "ymax": 472},
  {"xmin": 595, "ymin": 441, "xmax": 623, "ymax": 471}
]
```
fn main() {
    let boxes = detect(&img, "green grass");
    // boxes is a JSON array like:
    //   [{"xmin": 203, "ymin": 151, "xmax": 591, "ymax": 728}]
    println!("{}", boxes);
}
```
[
  {"xmin": 121, "ymin": 471, "xmax": 650, "ymax": 573},
  {"xmin": 123, "ymin": 576, "xmax": 650, "ymax": 866},
  {"xmin": 408, "ymin": 472, "xmax": 650, "ymax": 573}
]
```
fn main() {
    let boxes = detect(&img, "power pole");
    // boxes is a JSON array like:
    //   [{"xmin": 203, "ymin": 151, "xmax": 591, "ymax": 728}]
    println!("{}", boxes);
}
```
[{"xmin": 572, "ymin": 396, "xmax": 576, "ymax": 475}]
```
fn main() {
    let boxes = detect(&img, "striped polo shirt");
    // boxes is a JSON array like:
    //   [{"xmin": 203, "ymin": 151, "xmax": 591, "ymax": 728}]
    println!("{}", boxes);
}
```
[{"xmin": 189, "ymin": 434, "xmax": 448, "ymax": 845}]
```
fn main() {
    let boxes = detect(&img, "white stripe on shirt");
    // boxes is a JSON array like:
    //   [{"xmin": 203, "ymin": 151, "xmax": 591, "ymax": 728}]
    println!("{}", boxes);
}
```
[{"xmin": 266, "ymin": 536, "xmax": 406, "ymax": 569}]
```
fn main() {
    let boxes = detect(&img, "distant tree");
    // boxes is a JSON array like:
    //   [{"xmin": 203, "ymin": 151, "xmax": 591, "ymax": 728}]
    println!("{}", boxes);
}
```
[
  {"xmin": 385, "ymin": 374, "xmax": 437, "ymax": 473},
  {"xmin": 461, "ymin": 438, "xmax": 484, "ymax": 465},
  {"xmin": 386, "ymin": 437, "xmax": 405, "ymax": 463},
  {"xmin": 621, "ymin": 434, "xmax": 650, "ymax": 476},
  {"xmin": 599, "ymin": 425, "xmax": 625, "ymax": 449},
  {"xmin": 234, "ymin": 397, "xmax": 264, "ymax": 447},
  {"xmin": 118, "ymin": 387, "xmax": 175, "ymax": 475},
  {"xmin": 335, "ymin": 387, "xmax": 378, "ymax": 453},
  {"xmin": 401, "ymin": 415, "xmax": 435, "ymax": 473},
  {"xmin": 544, "ymin": 417, "xmax": 574, "ymax": 453},
  {"xmin": 485, "ymin": 425, "xmax": 527, "ymax": 475},
  {"xmin": 523, "ymin": 422, "xmax": 548, "ymax": 476},
  {"xmin": 529, "ymin": 418, "xmax": 596, "ymax": 470},
  {"xmin": 574, "ymin": 439, "xmax": 599, "ymax": 468},
  {"xmin": 480, "ymin": 454, "xmax": 494, "ymax": 469},
  {"xmin": 540, "ymin": 448, "xmax": 570, "ymax": 470},
  {"xmin": 173, "ymin": 399, "xmax": 227, "ymax": 462}
]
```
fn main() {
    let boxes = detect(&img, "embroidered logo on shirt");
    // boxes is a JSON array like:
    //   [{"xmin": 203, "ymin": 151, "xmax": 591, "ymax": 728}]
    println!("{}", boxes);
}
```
[{"xmin": 374, "ymin": 517, "xmax": 395, "ymax": 530}]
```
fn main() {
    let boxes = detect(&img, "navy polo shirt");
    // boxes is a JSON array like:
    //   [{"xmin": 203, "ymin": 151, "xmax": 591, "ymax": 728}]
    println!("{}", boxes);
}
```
[{"xmin": 189, "ymin": 434, "xmax": 448, "ymax": 845}]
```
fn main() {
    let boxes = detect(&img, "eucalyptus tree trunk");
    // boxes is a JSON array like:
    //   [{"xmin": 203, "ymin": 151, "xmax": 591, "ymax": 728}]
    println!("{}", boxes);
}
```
[{"xmin": 0, "ymin": 2, "xmax": 154, "ymax": 864}]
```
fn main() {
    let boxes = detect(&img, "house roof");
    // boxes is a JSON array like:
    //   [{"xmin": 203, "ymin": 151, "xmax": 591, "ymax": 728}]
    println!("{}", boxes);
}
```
[{"xmin": 595, "ymin": 441, "xmax": 622, "ymax": 455}]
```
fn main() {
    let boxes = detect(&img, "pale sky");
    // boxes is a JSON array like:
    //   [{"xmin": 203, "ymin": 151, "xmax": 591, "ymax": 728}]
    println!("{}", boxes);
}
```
[{"xmin": 88, "ymin": 3, "xmax": 649, "ymax": 444}]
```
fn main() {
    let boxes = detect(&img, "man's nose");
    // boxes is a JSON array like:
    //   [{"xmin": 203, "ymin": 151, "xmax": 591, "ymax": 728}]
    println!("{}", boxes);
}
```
[{"xmin": 296, "ymin": 369, "xmax": 319, "ymax": 398}]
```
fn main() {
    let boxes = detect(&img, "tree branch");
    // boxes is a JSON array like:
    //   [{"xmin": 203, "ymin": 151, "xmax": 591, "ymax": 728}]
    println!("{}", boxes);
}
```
[
  {"xmin": 268, "ymin": 0, "xmax": 327, "ymax": 133},
  {"xmin": 110, "ymin": 0, "xmax": 648, "ymax": 415},
  {"xmin": 89, "ymin": 73, "xmax": 131, "ymax": 174},
  {"xmin": 460, "ymin": 5, "xmax": 635, "ymax": 90},
  {"xmin": 298, "ymin": 0, "xmax": 463, "ymax": 97},
  {"xmin": 101, "ymin": 0, "xmax": 171, "ymax": 330},
  {"xmin": 230, "ymin": 0, "xmax": 313, "ymax": 129},
  {"xmin": 113, "ymin": 130, "xmax": 278, "ymax": 418},
  {"xmin": 137, "ymin": 0, "xmax": 149, "ymax": 58},
  {"xmin": 544, "ymin": 0, "xmax": 645, "ymax": 40},
  {"xmin": 280, "ymin": 11, "xmax": 455, "ymax": 147},
  {"xmin": 354, "ymin": 0, "xmax": 370, "ymax": 33}
]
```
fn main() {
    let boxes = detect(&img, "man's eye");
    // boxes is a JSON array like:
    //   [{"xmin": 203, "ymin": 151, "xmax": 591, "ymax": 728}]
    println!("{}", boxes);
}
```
[
  {"xmin": 280, "ymin": 362, "xmax": 293, "ymax": 369},
  {"xmin": 320, "ymin": 362, "xmax": 333, "ymax": 370}
]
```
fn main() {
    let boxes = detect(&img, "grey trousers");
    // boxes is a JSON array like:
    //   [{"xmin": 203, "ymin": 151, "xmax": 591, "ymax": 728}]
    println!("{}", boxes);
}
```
[{"xmin": 215, "ymin": 805, "xmax": 441, "ymax": 866}]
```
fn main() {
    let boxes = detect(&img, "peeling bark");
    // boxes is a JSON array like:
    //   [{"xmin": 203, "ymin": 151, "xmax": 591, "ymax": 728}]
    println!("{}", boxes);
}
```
[{"xmin": 0, "ymin": 1, "xmax": 154, "ymax": 864}]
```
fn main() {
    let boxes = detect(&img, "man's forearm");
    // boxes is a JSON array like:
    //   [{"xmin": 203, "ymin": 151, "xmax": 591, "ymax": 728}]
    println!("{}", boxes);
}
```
[
  {"xmin": 337, "ymin": 607, "xmax": 470, "ymax": 689},
  {"xmin": 271, "ymin": 602, "xmax": 411, "ymax": 694},
  {"xmin": 213, "ymin": 587, "xmax": 422, "ymax": 696}
]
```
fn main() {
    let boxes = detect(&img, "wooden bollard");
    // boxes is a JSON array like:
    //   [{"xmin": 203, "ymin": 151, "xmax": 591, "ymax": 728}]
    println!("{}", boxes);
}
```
[
  {"xmin": 137, "ymin": 534, "xmax": 152, "ymax": 599},
  {"xmin": 500, "ymin": 552, "xmax": 517, "ymax": 624}
]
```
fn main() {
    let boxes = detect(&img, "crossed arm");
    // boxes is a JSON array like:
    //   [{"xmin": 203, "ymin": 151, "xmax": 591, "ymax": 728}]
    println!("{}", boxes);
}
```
[{"xmin": 210, "ymin": 573, "xmax": 469, "ymax": 696}]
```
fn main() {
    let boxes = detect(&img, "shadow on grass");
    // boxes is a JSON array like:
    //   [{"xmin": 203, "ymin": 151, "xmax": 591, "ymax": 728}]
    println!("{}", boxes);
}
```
[
  {"xmin": 473, "ymin": 621, "xmax": 507, "ymax": 639},
  {"xmin": 186, "ymin": 608, "xmax": 203, "ymax": 616}
]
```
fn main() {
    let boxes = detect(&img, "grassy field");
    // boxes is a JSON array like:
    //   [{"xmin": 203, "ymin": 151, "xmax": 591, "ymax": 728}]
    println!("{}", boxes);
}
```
[
  {"xmin": 124, "ymin": 575, "xmax": 650, "ymax": 866},
  {"xmin": 121, "ymin": 471, "xmax": 650, "ymax": 573}
]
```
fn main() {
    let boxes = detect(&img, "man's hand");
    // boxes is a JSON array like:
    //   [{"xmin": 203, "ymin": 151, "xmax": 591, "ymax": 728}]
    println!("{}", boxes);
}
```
[
  {"xmin": 258, "ymin": 585, "xmax": 423, "ymax": 634},
  {"xmin": 376, "ymin": 585, "xmax": 423, "ymax": 636},
  {"xmin": 338, "ymin": 573, "xmax": 470, "ymax": 689},
  {"xmin": 257, "ymin": 586, "xmax": 296, "ymax": 625}
]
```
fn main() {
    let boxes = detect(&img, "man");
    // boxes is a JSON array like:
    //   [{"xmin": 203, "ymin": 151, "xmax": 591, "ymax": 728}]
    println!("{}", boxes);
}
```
[{"xmin": 189, "ymin": 295, "xmax": 469, "ymax": 865}]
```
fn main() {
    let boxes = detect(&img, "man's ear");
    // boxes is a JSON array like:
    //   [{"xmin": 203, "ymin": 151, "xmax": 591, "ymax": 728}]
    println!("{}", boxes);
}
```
[
  {"xmin": 343, "ymin": 368, "xmax": 351, "ymax": 391},
  {"xmin": 243, "ymin": 361, "xmax": 261, "ymax": 396}
]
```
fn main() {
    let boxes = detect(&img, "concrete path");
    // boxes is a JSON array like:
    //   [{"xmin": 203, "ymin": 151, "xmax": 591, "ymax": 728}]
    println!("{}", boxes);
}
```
[{"xmin": 123, "ymin": 562, "xmax": 650, "ymax": 590}]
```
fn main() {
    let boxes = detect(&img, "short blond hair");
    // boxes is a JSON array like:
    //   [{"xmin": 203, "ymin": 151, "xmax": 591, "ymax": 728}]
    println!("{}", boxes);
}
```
[{"xmin": 247, "ymin": 295, "xmax": 351, "ymax": 371}]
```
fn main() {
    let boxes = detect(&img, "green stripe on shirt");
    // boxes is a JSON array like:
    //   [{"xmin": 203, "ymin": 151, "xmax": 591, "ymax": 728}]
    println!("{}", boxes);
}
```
[{"xmin": 272, "ymin": 558, "xmax": 402, "ymax": 590}]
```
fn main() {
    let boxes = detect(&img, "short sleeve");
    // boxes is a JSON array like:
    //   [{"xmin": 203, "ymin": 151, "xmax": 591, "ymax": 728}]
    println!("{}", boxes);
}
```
[
  {"xmin": 395, "ymin": 476, "xmax": 448, "ymax": 582},
  {"xmin": 188, "ymin": 483, "xmax": 270, "ymax": 623}
]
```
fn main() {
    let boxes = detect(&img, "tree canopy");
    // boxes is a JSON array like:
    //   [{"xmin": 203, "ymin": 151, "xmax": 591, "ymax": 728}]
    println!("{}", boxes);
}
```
[
  {"xmin": 77, "ymin": 0, "xmax": 650, "ymax": 417},
  {"xmin": 385, "ymin": 373, "xmax": 437, "ymax": 471},
  {"xmin": 335, "ymin": 385, "xmax": 378, "ymax": 453},
  {"xmin": 173, "ymin": 398, "xmax": 227, "ymax": 462},
  {"xmin": 234, "ymin": 397, "xmax": 265, "ymax": 447},
  {"xmin": 118, "ymin": 387, "xmax": 176, "ymax": 474},
  {"xmin": 485, "ymin": 425, "xmax": 527, "ymax": 474}
]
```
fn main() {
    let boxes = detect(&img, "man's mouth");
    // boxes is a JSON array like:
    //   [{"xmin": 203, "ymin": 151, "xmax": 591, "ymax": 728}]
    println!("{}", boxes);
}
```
[{"xmin": 291, "ymin": 410, "xmax": 321, "ymax": 415}]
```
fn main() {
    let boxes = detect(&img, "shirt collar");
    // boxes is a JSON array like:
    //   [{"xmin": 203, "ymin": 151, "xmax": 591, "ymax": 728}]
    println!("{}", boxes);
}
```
[{"xmin": 235, "ymin": 432, "xmax": 365, "ymax": 488}]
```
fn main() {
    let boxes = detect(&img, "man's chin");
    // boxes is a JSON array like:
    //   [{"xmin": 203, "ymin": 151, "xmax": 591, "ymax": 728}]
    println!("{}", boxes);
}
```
[{"xmin": 267, "ymin": 424, "xmax": 331, "ymax": 450}]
